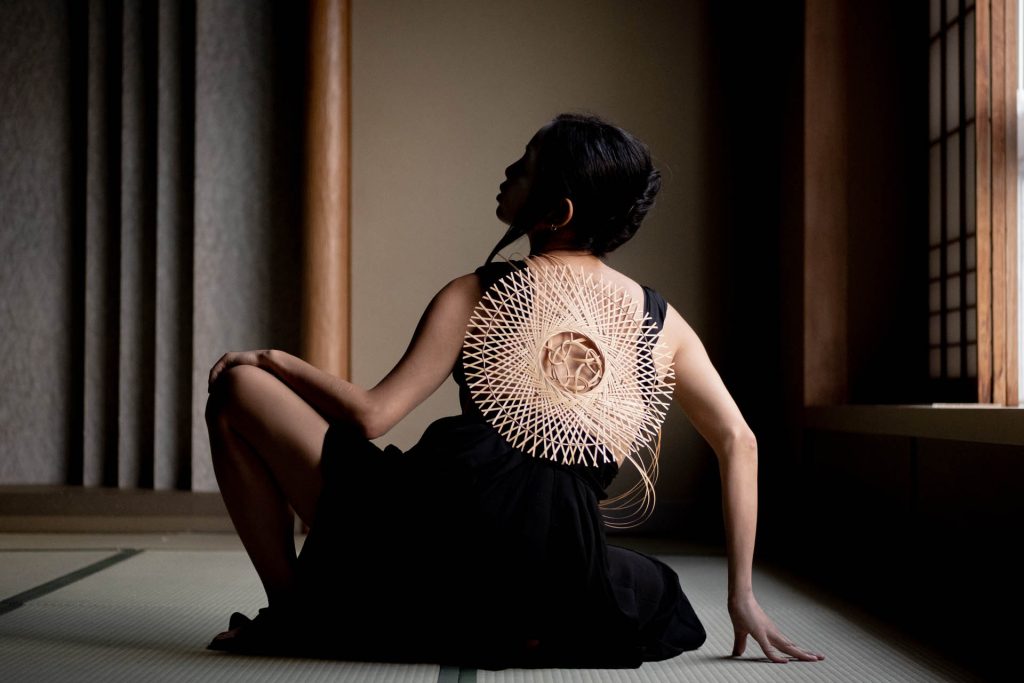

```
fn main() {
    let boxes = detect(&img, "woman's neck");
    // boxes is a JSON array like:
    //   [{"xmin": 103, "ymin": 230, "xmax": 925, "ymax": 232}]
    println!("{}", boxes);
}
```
[
  {"xmin": 525, "ymin": 251, "xmax": 607, "ymax": 276},
  {"xmin": 535, "ymin": 247, "xmax": 592, "ymax": 255}
]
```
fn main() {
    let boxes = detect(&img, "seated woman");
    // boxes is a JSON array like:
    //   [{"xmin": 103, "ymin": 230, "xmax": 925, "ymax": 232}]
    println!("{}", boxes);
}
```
[{"xmin": 203, "ymin": 112, "xmax": 826, "ymax": 669}]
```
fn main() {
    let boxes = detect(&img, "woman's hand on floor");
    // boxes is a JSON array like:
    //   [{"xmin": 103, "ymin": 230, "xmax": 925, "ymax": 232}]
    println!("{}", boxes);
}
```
[
  {"xmin": 208, "ymin": 350, "xmax": 271, "ymax": 392},
  {"xmin": 728, "ymin": 593, "xmax": 825, "ymax": 663}
]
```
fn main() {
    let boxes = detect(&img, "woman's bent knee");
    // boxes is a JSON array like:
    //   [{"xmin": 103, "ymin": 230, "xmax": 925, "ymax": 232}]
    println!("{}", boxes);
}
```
[{"xmin": 206, "ymin": 365, "xmax": 273, "ymax": 426}]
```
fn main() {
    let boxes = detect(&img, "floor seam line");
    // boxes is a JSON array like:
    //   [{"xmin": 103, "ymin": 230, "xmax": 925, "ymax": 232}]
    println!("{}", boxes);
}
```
[
  {"xmin": 0, "ymin": 548, "xmax": 143, "ymax": 616},
  {"xmin": 0, "ymin": 548, "xmax": 131, "ymax": 552},
  {"xmin": 437, "ymin": 663, "xmax": 478, "ymax": 681}
]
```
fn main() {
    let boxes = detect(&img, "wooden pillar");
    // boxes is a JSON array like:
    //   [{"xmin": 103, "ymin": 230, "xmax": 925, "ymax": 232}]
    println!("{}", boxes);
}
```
[
  {"xmin": 302, "ymin": 0, "xmax": 350, "ymax": 379},
  {"xmin": 978, "ymin": 0, "xmax": 993, "ymax": 402},
  {"xmin": 992, "ymin": 0, "xmax": 1009, "ymax": 403},
  {"xmin": 1007, "ymin": 0, "xmax": 1020, "ymax": 406},
  {"xmin": 977, "ymin": 0, "xmax": 1019, "ymax": 405},
  {"xmin": 995, "ymin": 0, "xmax": 1019, "ymax": 405},
  {"xmin": 803, "ymin": 0, "xmax": 848, "ymax": 406}
]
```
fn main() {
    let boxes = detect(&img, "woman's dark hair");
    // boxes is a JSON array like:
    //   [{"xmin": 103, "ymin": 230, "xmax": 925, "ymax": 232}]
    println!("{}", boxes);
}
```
[{"xmin": 484, "ymin": 112, "xmax": 662, "ymax": 265}]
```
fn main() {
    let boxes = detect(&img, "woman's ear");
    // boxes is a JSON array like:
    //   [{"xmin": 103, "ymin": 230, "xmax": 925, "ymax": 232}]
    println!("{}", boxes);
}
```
[{"xmin": 545, "ymin": 198, "xmax": 574, "ymax": 229}]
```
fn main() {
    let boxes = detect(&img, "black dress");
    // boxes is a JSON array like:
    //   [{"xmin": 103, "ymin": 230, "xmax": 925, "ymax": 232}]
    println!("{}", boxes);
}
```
[{"xmin": 289, "ymin": 259, "xmax": 707, "ymax": 669}]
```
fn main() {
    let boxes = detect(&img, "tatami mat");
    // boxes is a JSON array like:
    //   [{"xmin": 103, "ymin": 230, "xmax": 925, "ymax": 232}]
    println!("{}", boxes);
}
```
[
  {"xmin": 0, "ymin": 545, "xmax": 437, "ymax": 682},
  {"xmin": 0, "ymin": 534, "xmax": 985, "ymax": 682},
  {"xmin": 0, "ymin": 603, "xmax": 438, "ymax": 683},
  {"xmin": 29, "ymin": 550, "xmax": 267, "ymax": 609},
  {"xmin": 477, "ymin": 555, "xmax": 981, "ymax": 683}
]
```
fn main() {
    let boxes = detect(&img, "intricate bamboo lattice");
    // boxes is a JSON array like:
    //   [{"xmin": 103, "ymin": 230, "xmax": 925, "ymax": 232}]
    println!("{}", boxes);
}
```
[{"xmin": 462, "ymin": 254, "xmax": 676, "ymax": 528}]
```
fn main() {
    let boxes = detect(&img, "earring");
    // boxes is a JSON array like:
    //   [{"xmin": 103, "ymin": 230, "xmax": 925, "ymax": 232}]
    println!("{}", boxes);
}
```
[{"xmin": 549, "ymin": 224, "xmax": 559, "ymax": 232}]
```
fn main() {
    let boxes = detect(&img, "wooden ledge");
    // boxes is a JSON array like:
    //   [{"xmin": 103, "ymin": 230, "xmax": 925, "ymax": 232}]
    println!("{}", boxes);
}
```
[
  {"xmin": 0, "ymin": 486, "xmax": 233, "ymax": 533},
  {"xmin": 804, "ymin": 404, "xmax": 1024, "ymax": 446}
]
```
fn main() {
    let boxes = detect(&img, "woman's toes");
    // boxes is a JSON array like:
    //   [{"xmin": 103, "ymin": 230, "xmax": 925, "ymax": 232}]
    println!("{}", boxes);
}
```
[{"xmin": 208, "ymin": 625, "xmax": 246, "ymax": 650}]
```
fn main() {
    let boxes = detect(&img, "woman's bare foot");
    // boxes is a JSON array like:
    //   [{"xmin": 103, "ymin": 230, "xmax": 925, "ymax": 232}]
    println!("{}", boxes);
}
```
[
  {"xmin": 206, "ymin": 612, "xmax": 255, "ymax": 652},
  {"xmin": 208, "ymin": 626, "xmax": 245, "ymax": 649}
]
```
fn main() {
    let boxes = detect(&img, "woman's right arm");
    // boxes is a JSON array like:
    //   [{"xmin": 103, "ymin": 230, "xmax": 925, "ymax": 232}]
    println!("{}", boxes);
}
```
[
  {"xmin": 263, "ymin": 272, "xmax": 481, "ymax": 439},
  {"xmin": 258, "ymin": 349, "xmax": 376, "ymax": 434}
]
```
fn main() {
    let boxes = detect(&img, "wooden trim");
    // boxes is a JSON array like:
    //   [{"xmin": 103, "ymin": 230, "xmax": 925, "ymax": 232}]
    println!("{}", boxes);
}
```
[
  {"xmin": 980, "ymin": 0, "xmax": 1021, "ymax": 406},
  {"xmin": 302, "ymin": 0, "xmax": 351, "ymax": 380},
  {"xmin": 804, "ymin": 404, "xmax": 1024, "ymax": 446},
  {"xmin": 993, "ymin": 0, "xmax": 1009, "ymax": 403},
  {"xmin": 978, "ymin": 0, "xmax": 994, "ymax": 402},
  {"xmin": 1004, "ymin": 0, "xmax": 1020, "ymax": 406},
  {"xmin": 803, "ymin": 0, "xmax": 848, "ymax": 406}
]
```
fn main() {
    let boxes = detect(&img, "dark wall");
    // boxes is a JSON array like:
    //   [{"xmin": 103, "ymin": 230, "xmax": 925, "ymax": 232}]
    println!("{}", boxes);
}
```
[
  {"xmin": 799, "ymin": 429, "xmax": 1021, "ymax": 680},
  {"xmin": 845, "ymin": 0, "xmax": 931, "ymax": 404},
  {"xmin": 702, "ymin": 0, "xmax": 932, "ymax": 550},
  {"xmin": 705, "ymin": 2, "xmax": 805, "ymax": 545}
]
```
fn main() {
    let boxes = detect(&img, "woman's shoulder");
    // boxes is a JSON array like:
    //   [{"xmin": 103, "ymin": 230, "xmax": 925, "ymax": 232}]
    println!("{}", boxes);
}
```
[
  {"xmin": 471, "ymin": 258, "xmax": 527, "ymax": 290},
  {"xmin": 435, "ymin": 260, "xmax": 521, "ymax": 303}
]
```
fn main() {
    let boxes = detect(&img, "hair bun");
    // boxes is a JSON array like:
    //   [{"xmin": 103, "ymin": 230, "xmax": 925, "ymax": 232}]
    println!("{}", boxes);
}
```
[
  {"xmin": 596, "ymin": 167, "xmax": 661, "ymax": 254},
  {"xmin": 626, "ymin": 168, "xmax": 661, "ymax": 223}
]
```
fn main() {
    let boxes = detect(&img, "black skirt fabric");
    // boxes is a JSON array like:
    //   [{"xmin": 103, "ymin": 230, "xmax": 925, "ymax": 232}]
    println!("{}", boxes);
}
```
[{"xmin": 288, "ymin": 261, "xmax": 707, "ymax": 669}]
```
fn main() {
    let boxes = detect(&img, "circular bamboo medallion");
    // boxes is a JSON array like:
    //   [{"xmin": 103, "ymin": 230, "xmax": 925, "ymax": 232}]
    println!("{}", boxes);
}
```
[{"xmin": 539, "ymin": 330, "xmax": 606, "ymax": 394}]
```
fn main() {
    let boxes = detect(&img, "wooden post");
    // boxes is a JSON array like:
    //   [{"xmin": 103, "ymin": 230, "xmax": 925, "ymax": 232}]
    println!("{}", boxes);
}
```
[
  {"xmin": 803, "ymin": 0, "xmax": 848, "ymax": 406},
  {"xmin": 1002, "ymin": 0, "xmax": 1019, "ymax": 406},
  {"xmin": 978, "ymin": 0, "xmax": 994, "ymax": 402},
  {"xmin": 302, "ymin": 0, "xmax": 350, "ymax": 381},
  {"xmin": 993, "ymin": 0, "xmax": 1008, "ymax": 403},
  {"xmin": 978, "ymin": 0, "xmax": 1020, "ymax": 406}
]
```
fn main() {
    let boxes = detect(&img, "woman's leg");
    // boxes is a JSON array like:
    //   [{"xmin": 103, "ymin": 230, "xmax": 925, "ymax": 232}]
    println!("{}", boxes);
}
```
[{"xmin": 205, "ymin": 364, "xmax": 328, "ymax": 608}]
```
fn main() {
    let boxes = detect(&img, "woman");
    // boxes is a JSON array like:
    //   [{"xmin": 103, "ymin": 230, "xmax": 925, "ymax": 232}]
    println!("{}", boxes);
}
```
[{"xmin": 204, "ymin": 112, "xmax": 825, "ymax": 668}]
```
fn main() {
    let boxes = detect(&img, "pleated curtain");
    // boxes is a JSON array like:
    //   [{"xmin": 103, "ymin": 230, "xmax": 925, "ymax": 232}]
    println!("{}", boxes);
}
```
[{"xmin": 0, "ymin": 0, "xmax": 307, "ymax": 492}]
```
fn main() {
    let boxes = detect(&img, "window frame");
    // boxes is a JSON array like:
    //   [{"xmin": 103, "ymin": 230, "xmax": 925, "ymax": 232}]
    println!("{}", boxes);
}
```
[{"xmin": 975, "ymin": 0, "xmax": 1020, "ymax": 405}]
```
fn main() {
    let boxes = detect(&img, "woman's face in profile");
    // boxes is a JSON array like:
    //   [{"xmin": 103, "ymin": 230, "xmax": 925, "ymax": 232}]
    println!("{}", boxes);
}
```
[{"xmin": 496, "ymin": 127, "xmax": 546, "ymax": 226}]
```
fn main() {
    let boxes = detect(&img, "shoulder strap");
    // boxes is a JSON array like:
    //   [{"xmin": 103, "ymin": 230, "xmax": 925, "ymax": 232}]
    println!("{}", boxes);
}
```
[{"xmin": 641, "ymin": 285, "xmax": 668, "ymax": 334}]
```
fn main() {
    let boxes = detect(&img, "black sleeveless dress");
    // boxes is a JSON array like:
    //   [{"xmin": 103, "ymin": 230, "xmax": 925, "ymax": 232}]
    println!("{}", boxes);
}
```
[{"xmin": 290, "ymin": 260, "xmax": 707, "ymax": 669}]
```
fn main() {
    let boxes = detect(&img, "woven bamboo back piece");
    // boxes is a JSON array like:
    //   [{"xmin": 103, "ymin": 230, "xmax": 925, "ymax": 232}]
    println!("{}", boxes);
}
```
[{"xmin": 462, "ymin": 254, "xmax": 675, "ymax": 528}]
